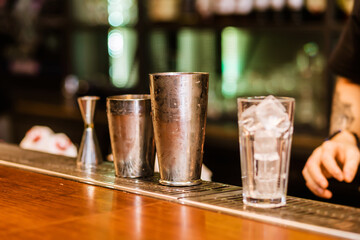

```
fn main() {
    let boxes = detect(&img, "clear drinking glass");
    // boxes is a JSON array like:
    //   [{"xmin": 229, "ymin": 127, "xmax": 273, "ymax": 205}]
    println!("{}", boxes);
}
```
[{"xmin": 237, "ymin": 96, "xmax": 295, "ymax": 208}]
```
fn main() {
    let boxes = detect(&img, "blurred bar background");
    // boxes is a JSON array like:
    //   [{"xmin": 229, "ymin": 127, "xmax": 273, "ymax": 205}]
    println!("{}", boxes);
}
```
[{"xmin": 0, "ymin": 0, "xmax": 358, "ymax": 206}]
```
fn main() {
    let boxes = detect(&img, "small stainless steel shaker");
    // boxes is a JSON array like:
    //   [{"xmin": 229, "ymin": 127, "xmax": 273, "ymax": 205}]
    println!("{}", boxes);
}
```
[
  {"xmin": 107, "ymin": 95, "xmax": 155, "ymax": 178},
  {"xmin": 149, "ymin": 72, "xmax": 209, "ymax": 186}
]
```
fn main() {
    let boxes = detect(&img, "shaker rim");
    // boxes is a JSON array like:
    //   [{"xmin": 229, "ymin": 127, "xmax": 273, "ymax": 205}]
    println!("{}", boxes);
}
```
[
  {"xmin": 149, "ymin": 72, "xmax": 209, "ymax": 76},
  {"xmin": 107, "ymin": 94, "xmax": 151, "ymax": 101}
]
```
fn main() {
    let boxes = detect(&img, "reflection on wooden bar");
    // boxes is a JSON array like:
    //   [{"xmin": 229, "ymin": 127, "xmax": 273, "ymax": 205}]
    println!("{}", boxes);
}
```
[{"xmin": 0, "ymin": 143, "xmax": 359, "ymax": 239}]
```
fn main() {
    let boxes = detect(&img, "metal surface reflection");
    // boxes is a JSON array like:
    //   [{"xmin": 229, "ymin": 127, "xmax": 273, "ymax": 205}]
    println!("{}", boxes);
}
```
[
  {"xmin": 107, "ymin": 95, "xmax": 155, "ymax": 178},
  {"xmin": 149, "ymin": 72, "xmax": 209, "ymax": 186},
  {"xmin": 77, "ymin": 96, "xmax": 103, "ymax": 168}
]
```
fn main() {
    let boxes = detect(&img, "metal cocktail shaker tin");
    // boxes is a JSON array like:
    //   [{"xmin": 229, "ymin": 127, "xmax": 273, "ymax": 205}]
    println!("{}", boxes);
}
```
[
  {"xmin": 107, "ymin": 95, "xmax": 155, "ymax": 178},
  {"xmin": 149, "ymin": 72, "xmax": 209, "ymax": 186}
]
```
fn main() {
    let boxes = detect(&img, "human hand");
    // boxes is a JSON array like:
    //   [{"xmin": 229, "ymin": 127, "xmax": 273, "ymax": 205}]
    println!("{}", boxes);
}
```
[{"xmin": 302, "ymin": 131, "xmax": 360, "ymax": 199}]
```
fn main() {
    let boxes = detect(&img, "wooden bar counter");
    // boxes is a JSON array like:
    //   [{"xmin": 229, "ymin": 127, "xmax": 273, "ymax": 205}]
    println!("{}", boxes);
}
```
[{"xmin": 0, "ymin": 165, "xmax": 342, "ymax": 240}]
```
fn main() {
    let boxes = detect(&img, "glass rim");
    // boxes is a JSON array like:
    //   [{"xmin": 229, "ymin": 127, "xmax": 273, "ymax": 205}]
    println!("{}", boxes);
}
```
[
  {"xmin": 237, "ymin": 96, "xmax": 295, "ymax": 103},
  {"xmin": 107, "ymin": 94, "xmax": 150, "ymax": 101},
  {"xmin": 149, "ymin": 72, "xmax": 209, "ymax": 76}
]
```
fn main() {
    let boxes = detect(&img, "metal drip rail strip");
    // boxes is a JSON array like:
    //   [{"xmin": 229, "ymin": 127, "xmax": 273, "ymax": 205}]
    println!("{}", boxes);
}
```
[{"xmin": 0, "ymin": 143, "xmax": 359, "ymax": 239}]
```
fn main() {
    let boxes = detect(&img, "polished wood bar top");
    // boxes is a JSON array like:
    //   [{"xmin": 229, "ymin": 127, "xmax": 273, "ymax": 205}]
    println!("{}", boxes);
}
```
[{"xmin": 0, "ymin": 166, "xmax": 341, "ymax": 240}]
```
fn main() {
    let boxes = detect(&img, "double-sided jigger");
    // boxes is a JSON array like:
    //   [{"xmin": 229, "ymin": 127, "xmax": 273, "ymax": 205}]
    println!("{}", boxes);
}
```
[
  {"xmin": 107, "ymin": 95, "xmax": 156, "ymax": 178},
  {"xmin": 149, "ymin": 72, "xmax": 209, "ymax": 186},
  {"xmin": 77, "ymin": 96, "xmax": 103, "ymax": 168}
]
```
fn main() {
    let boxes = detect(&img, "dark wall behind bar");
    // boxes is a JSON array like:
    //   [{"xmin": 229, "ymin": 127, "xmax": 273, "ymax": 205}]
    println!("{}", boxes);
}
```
[{"xmin": 0, "ymin": 0, "xmax": 358, "ymax": 207}]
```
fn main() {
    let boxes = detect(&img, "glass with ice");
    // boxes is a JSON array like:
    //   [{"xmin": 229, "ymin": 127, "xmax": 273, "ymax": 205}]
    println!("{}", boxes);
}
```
[{"xmin": 237, "ymin": 96, "xmax": 295, "ymax": 208}]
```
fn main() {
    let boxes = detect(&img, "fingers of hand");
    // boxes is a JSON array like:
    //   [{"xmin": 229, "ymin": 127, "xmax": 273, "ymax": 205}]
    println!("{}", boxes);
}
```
[
  {"xmin": 320, "ymin": 141, "xmax": 345, "ymax": 182},
  {"xmin": 303, "ymin": 165, "xmax": 332, "ymax": 199},
  {"xmin": 302, "ymin": 140, "xmax": 360, "ymax": 198},
  {"xmin": 304, "ymin": 147, "xmax": 329, "ymax": 189},
  {"xmin": 343, "ymin": 146, "xmax": 360, "ymax": 183}
]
